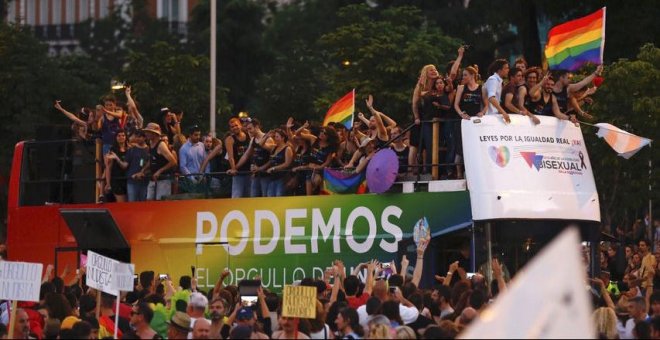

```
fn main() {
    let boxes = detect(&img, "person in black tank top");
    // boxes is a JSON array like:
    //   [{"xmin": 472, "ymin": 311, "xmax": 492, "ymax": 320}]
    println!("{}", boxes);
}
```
[
  {"xmin": 389, "ymin": 126, "xmax": 410, "ymax": 179},
  {"xmin": 225, "ymin": 117, "xmax": 252, "ymax": 198},
  {"xmin": 143, "ymin": 122, "xmax": 176, "ymax": 200},
  {"xmin": 265, "ymin": 129, "xmax": 293, "ymax": 197},
  {"xmin": 200, "ymin": 136, "xmax": 231, "ymax": 197},
  {"xmin": 454, "ymin": 66, "xmax": 487, "ymax": 179},
  {"xmin": 551, "ymin": 66, "xmax": 603, "ymax": 124},
  {"xmin": 241, "ymin": 119, "xmax": 274, "ymax": 197}
]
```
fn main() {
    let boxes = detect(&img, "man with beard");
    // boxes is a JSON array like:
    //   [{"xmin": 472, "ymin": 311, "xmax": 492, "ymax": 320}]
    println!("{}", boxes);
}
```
[
  {"xmin": 208, "ymin": 298, "xmax": 229, "ymax": 339},
  {"xmin": 129, "ymin": 302, "xmax": 159, "ymax": 339}
]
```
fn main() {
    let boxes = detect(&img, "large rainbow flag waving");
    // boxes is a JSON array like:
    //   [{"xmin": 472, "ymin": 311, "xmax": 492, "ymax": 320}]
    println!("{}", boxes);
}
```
[
  {"xmin": 323, "ymin": 89, "xmax": 355, "ymax": 130},
  {"xmin": 545, "ymin": 7, "xmax": 606, "ymax": 71}
]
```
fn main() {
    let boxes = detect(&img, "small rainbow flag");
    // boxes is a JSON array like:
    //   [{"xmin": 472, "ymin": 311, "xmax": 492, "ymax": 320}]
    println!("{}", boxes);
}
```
[
  {"xmin": 323, "ymin": 89, "xmax": 355, "ymax": 130},
  {"xmin": 545, "ymin": 7, "xmax": 606, "ymax": 71},
  {"xmin": 321, "ymin": 168, "xmax": 367, "ymax": 195}
]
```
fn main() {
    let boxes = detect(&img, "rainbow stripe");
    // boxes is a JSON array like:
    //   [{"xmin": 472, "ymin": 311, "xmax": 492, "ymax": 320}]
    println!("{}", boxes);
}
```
[
  {"xmin": 321, "ymin": 169, "xmax": 367, "ymax": 194},
  {"xmin": 323, "ymin": 89, "xmax": 355, "ymax": 129},
  {"xmin": 545, "ymin": 7, "xmax": 605, "ymax": 71}
]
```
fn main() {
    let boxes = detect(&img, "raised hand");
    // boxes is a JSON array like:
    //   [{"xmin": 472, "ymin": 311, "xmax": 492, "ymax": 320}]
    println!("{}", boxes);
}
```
[
  {"xmin": 365, "ymin": 95, "xmax": 374, "ymax": 109},
  {"xmin": 448, "ymin": 261, "xmax": 459, "ymax": 273},
  {"xmin": 594, "ymin": 65, "xmax": 604, "ymax": 76},
  {"xmin": 286, "ymin": 117, "xmax": 294, "ymax": 129}
]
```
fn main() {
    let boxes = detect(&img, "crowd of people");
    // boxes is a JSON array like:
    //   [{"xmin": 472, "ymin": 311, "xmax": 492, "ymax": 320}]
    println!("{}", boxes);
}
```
[
  {"xmin": 3, "ymin": 230, "xmax": 660, "ymax": 339},
  {"xmin": 52, "ymin": 46, "xmax": 602, "ymax": 202},
  {"xmin": 0, "ymin": 238, "xmax": 505, "ymax": 339}
]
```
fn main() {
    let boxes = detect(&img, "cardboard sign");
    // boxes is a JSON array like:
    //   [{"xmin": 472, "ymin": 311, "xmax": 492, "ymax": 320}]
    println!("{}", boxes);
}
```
[
  {"xmin": 86, "ymin": 251, "xmax": 119, "ymax": 295},
  {"xmin": 112, "ymin": 262, "xmax": 135, "ymax": 292},
  {"xmin": 0, "ymin": 261, "xmax": 43, "ymax": 302},
  {"xmin": 282, "ymin": 285, "xmax": 316, "ymax": 319}
]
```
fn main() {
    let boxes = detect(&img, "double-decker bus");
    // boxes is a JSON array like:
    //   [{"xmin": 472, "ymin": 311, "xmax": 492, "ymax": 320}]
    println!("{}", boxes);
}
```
[{"xmin": 6, "ymin": 115, "xmax": 601, "ymax": 290}]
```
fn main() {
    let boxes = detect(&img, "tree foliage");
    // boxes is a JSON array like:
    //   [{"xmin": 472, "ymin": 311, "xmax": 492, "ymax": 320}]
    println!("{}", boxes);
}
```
[{"xmin": 585, "ymin": 44, "xmax": 659, "ymax": 226}]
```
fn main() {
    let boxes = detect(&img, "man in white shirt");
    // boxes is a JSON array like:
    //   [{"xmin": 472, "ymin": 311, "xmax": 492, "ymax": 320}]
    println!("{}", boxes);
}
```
[
  {"xmin": 618, "ymin": 296, "xmax": 649, "ymax": 339},
  {"xmin": 356, "ymin": 280, "xmax": 418, "ymax": 326},
  {"xmin": 483, "ymin": 59, "xmax": 511, "ymax": 123}
]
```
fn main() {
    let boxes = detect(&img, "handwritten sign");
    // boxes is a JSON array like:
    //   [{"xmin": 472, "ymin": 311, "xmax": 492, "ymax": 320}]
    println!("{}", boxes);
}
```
[
  {"xmin": 86, "ymin": 251, "xmax": 119, "ymax": 295},
  {"xmin": 282, "ymin": 285, "xmax": 316, "ymax": 319},
  {"xmin": 0, "ymin": 261, "xmax": 43, "ymax": 302},
  {"xmin": 112, "ymin": 262, "xmax": 135, "ymax": 292}
]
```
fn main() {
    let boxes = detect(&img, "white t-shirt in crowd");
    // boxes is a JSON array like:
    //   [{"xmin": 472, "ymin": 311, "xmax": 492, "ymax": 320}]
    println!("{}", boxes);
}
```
[{"xmin": 484, "ymin": 73, "xmax": 504, "ymax": 115}]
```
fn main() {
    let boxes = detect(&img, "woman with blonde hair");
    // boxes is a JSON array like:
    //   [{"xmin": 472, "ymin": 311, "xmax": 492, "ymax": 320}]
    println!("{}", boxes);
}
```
[
  {"xmin": 367, "ymin": 323, "xmax": 391, "ymax": 339},
  {"xmin": 593, "ymin": 307, "xmax": 618, "ymax": 339},
  {"xmin": 394, "ymin": 325, "xmax": 416, "ymax": 339}
]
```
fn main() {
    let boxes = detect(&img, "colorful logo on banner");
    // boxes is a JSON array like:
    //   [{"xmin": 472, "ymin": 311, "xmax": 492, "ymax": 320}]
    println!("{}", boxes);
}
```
[
  {"xmin": 520, "ymin": 152, "xmax": 544, "ymax": 171},
  {"xmin": 488, "ymin": 146, "xmax": 510, "ymax": 167},
  {"xmin": 520, "ymin": 151, "xmax": 587, "ymax": 173}
]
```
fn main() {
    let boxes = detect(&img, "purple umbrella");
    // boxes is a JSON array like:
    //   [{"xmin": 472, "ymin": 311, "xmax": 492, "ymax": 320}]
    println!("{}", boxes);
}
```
[{"xmin": 366, "ymin": 149, "xmax": 398, "ymax": 193}]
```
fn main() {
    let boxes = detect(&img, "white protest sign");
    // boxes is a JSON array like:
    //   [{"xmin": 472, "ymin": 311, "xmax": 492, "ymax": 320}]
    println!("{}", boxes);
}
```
[
  {"xmin": 0, "ymin": 261, "xmax": 43, "ymax": 302},
  {"xmin": 462, "ymin": 115, "xmax": 600, "ymax": 221},
  {"xmin": 112, "ymin": 262, "xmax": 135, "ymax": 292},
  {"xmin": 460, "ymin": 228, "xmax": 594, "ymax": 339},
  {"xmin": 86, "ymin": 250, "xmax": 119, "ymax": 295}
]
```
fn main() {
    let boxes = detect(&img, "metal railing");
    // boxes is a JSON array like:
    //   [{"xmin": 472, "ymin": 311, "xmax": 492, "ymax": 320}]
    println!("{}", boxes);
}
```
[{"xmin": 18, "ymin": 119, "xmax": 465, "ymax": 205}]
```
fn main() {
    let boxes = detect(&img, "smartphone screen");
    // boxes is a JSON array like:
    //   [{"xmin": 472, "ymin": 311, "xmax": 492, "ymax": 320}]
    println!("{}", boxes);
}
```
[{"xmin": 241, "ymin": 296, "xmax": 258, "ymax": 307}]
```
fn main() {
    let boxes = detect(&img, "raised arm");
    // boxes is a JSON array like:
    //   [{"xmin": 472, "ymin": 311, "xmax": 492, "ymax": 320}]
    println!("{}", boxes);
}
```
[
  {"xmin": 54, "ymin": 101, "xmax": 87, "ymax": 126},
  {"xmin": 411, "ymin": 238, "xmax": 428, "ymax": 287},
  {"xmin": 567, "ymin": 65, "xmax": 603, "ymax": 94},
  {"xmin": 444, "ymin": 261, "xmax": 459, "ymax": 287},
  {"xmin": 379, "ymin": 111, "xmax": 398, "ymax": 128},
  {"xmin": 365, "ymin": 95, "xmax": 388, "ymax": 141},
  {"xmin": 213, "ymin": 269, "xmax": 230, "ymax": 298},
  {"xmin": 365, "ymin": 260, "xmax": 376, "ymax": 295},
  {"xmin": 125, "ymin": 86, "xmax": 144, "ymax": 128},
  {"xmin": 448, "ymin": 46, "xmax": 465, "ymax": 80}
]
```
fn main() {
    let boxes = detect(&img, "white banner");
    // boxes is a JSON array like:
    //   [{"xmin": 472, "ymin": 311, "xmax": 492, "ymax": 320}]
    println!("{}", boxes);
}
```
[
  {"xmin": 112, "ymin": 262, "xmax": 135, "ymax": 292},
  {"xmin": 86, "ymin": 251, "xmax": 119, "ymax": 295},
  {"xmin": 462, "ymin": 115, "xmax": 600, "ymax": 221},
  {"xmin": 0, "ymin": 261, "xmax": 43, "ymax": 302},
  {"xmin": 460, "ymin": 228, "xmax": 594, "ymax": 338}
]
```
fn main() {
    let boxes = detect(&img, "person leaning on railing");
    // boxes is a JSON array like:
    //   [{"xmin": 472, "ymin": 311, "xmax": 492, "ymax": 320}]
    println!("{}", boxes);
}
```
[{"xmin": 264, "ymin": 129, "xmax": 293, "ymax": 197}]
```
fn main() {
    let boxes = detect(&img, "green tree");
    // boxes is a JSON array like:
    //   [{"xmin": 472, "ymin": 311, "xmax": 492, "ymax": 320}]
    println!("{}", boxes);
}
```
[
  {"xmin": 120, "ymin": 41, "xmax": 229, "ymax": 128},
  {"xmin": 254, "ymin": 0, "xmax": 359, "ymax": 126},
  {"xmin": 188, "ymin": 0, "xmax": 272, "ymax": 115},
  {"xmin": 585, "ymin": 44, "xmax": 659, "ymax": 227},
  {"xmin": 316, "ymin": 4, "xmax": 460, "ymax": 124}
]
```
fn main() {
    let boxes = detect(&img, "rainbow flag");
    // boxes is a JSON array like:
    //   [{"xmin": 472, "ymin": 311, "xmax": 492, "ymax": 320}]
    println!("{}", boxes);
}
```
[
  {"xmin": 544, "ymin": 7, "xmax": 606, "ymax": 71},
  {"xmin": 321, "ymin": 168, "xmax": 367, "ymax": 194},
  {"xmin": 323, "ymin": 89, "xmax": 355, "ymax": 130}
]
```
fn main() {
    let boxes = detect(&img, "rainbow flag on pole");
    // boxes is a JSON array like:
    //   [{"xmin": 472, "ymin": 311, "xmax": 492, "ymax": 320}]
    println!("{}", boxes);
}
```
[
  {"xmin": 545, "ymin": 7, "xmax": 606, "ymax": 71},
  {"xmin": 323, "ymin": 89, "xmax": 355, "ymax": 130}
]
